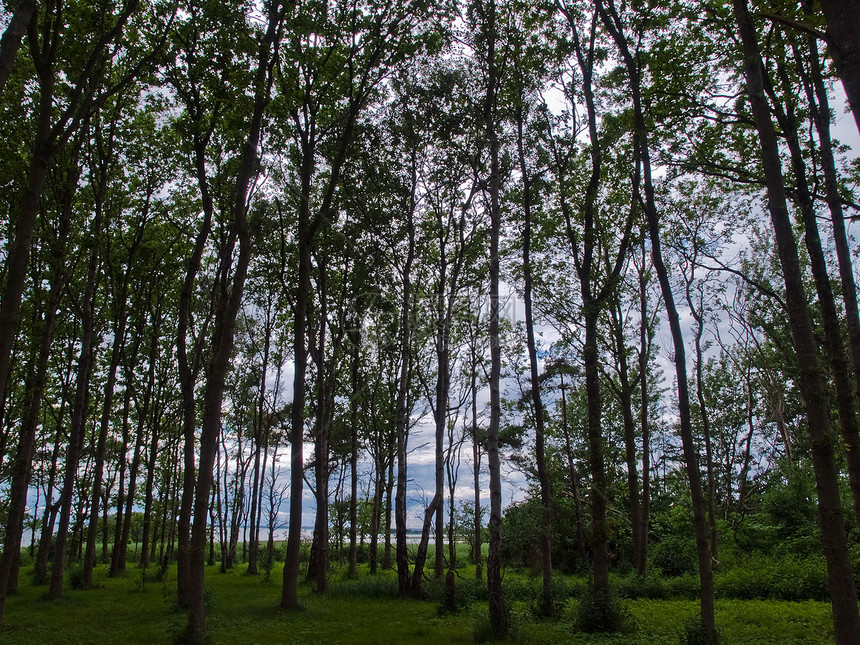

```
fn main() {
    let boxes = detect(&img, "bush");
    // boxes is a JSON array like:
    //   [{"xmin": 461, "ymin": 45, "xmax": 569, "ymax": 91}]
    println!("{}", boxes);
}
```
[
  {"xmin": 573, "ymin": 586, "xmax": 631, "ymax": 633},
  {"xmin": 680, "ymin": 618, "xmax": 720, "ymax": 645},
  {"xmin": 429, "ymin": 573, "xmax": 486, "ymax": 613},
  {"xmin": 714, "ymin": 554, "xmax": 828, "ymax": 601},
  {"xmin": 329, "ymin": 574, "xmax": 398, "ymax": 599},
  {"xmin": 68, "ymin": 566, "xmax": 85, "ymax": 590},
  {"xmin": 652, "ymin": 537, "xmax": 698, "ymax": 577}
]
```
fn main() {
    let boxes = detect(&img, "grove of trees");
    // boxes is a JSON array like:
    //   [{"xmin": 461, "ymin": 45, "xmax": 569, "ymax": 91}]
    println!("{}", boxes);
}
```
[{"xmin": 1, "ymin": 1, "xmax": 859, "ymax": 643}]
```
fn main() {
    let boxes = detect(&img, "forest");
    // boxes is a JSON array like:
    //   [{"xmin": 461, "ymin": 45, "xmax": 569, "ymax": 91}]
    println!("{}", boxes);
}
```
[{"xmin": 1, "ymin": 0, "xmax": 860, "ymax": 643}]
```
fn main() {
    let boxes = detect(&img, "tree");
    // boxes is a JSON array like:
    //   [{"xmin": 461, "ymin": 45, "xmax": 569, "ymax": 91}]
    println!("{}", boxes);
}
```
[
  {"xmin": 732, "ymin": 0, "xmax": 860, "ymax": 640},
  {"xmin": 595, "ymin": 0, "xmax": 715, "ymax": 639}
]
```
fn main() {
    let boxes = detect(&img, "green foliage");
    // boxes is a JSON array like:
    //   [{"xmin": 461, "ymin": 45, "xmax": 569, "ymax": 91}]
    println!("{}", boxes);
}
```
[
  {"xmin": 651, "ymin": 536, "xmax": 699, "ymax": 577},
  {"xmin": 680, "ymin": 618, "xmax": 720, "ymax": 645},
  {"xmin": 714, "ymin": 554, "xmax": 828, "ymax": 601},
  {"xmin": 329, "ymin": 572, "xmax": 399, "ymax": 599},
  {"xmin": 0, "ymin": 564, "xmax": 840, "ymax": 644},
  {"xmin": 612, "ymin": 571, "xmax": 700, "ymax": 600},
  {"xmin": 573, "ymin": 586, "xmax": 632, "ymax": 634},
  {"xmin": 67, "ymin": 565, "xmax": 86, "ymax": 591}
]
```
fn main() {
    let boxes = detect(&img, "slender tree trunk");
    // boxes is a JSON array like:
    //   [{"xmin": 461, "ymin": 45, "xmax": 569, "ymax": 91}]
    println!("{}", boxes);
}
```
[
  {"xmin": 348, "ymin": 330, "xmax": 360, "ymax": 578},
  {"xmin": 637, "ymin": 244, "xmax": 651, "ymax": 573},
  {"xmin": 817, "ymin": 0, "xmax": 860, "ymax": 136},
  {"xmin": 281, "ymin": 157, "xmax": 312, "ymax": 610},
  {"xmin": 0, "ymin": 168, "xmax": 73, "ymax": 618},
  {"xmin": 139, "ymin": 406, "xmax": 162, "ymax": 571},
  {"xmin": 34, "ymin": 412, "xmax": 65, "ymax": 585},
  {"xmin": 394, "ymin": 152, "xmax": 418, "ymax": 596},
  {"xmin": 184, "ymin": 8, "xmax": 281, "ymax": 636},
  {"xmin": 517, "ymin": 106, "xmax": 553, "ymax": 615},
  {"xmin": 411, "ymin": 494, "xmax": 442, "ymax": 596},
  {"xmin": 767, "ymin": 52, "xmax": 860, "ymax": 527},
  {"xmin": 733, "ymin": 1, "xmax": 860, "ymax": 640},
  {"xmin": 369, "ymin": 459, "xmax": 382, "ymax": 574},
  {"xmin": 382, "ymin": 458, "xmax": 394, "ymax": 570},
  {"xmin": 434, "ymin": 262, "xmax": 450, "ymax": 581},
  {"xmin": 0, "ymin": 0, "xmax": 36, "ymax": 100},
  {"xmin": 0, "ymin": 86, "xmax": 54, "ymax": 441},
  {"xmin": 610, "ymin": 305, "xmax": 642, "ymax": 572},
  {"xmin": 83, "ymin": 304, "xmax": 128, "ymax": 588},
  {"xmin": 802, "ymin": 34, "xmax": 860, "ymax": 445},
  {"xmin": 597, "ymin": 1, "xmax": 714, "ymax": 637},
  {"xmin": 559, "ymin": 373, "xmax": 588, "ymax": 569},
  {"xmin": 687, "ymin": 284, "xmax": 718, "ymax": 559},
  {"xmin": 483, "ymin": 1, "xmax": 507, "ymax": 635},
  {"xmin": 48, "ymin": 223, "xmax": 100, "ymax": 600},
  {"xmin": 471, "ymin": 349, "xmax": 483, "ymax": 581}
]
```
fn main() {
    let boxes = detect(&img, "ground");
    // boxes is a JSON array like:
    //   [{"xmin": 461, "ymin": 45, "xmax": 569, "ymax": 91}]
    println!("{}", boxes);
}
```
[{"xmin": 0, "ymin": 563, "xmax": 837, "ymax": 644}]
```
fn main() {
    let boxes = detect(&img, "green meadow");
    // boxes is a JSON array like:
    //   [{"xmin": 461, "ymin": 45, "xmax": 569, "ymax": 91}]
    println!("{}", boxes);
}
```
[{"xmin": 0, "ymin": 560, "xmax": 836, "ymax": 644}]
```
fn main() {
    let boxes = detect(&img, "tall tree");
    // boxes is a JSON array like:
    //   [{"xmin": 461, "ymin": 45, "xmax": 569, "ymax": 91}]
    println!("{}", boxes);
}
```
[
  {"xmin": 472, "ymin": 0, "xmax": 508, "ymax": 636},
  {"xmin": 595, "ymin": 0, "xmax": 715, "ymax": 639},
  {"xmin": 732, "ymin": 0, "xmax": 860, "ymax": 641}
]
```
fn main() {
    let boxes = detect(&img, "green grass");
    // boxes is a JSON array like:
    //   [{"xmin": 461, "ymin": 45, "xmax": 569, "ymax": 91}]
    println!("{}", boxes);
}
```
[{"xmin": 0, "ymin": 564, "xmax": 838, "ymax": 644}]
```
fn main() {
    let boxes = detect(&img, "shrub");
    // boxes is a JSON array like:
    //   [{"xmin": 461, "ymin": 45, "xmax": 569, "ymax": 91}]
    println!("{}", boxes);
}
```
[
  {"xmin": 573, "ymin": 586, "xmax": 631, "ymax": 633},
  {"xmin": 329, "ymin": 574, "xmax": 398, "ymax": 599},
  {"xmin": 429, "ymin": 573, "xmax": 485, "ymax": 612},
  {"xmin": 680, "ymin": 618, "xmax": 720, "ymax": 645},
  {"xmin": 68, "ymin": 566, "xmax": 85, "ymax": 590},
  {"xmin": 714, "ymin": 554, "xmax": 828, "ymax": 601},
  {"xmin": 652, "ymin": 537, "xmax": 698, "ymax": 577}
]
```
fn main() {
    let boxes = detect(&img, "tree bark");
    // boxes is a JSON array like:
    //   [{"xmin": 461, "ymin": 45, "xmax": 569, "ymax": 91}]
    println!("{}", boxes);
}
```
[
  {"xmin": 637, "ymin": 243, "xmax": 651, "ymax": 574},
  {"xmin": 609, "ymin": 304, "xmax": 642, "ymax": 572},
  {"xmin": 394, "ymin": 191, "xmax": 417, "ymax": 596},
  {"xmin": 348, "ymin": 328, "xmax": 360, "ymax": 578}
]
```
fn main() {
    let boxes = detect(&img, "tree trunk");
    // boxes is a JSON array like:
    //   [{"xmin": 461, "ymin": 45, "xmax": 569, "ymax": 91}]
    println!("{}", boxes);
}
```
[
  {"xmin": 637, "ymin": 244, "xmax": 651, "ymax": 573},
  {"xmin": 48, "ymin": 274, "xmax": 98, "ymax": 597},
  {"xmin": 0, "ymin": 0, "xmax": 37, "ymax": 100},
  {"xmin": 471, "ymin": 347, "xmax": 483, "ymax": 581},
  {"xmin": 348, "ymin": 329, "xmax": 360, "ymax": 578},
  {"xmin": 139, "ymin": 403, "xmax": 162, "ymax": 571},
  {"xmin": 733, "ymin": 1, "xmax": 860, "ymax": 640},
  {"xmin": 484, "ymin": 1, "xmax": 507, "ymax": 635},
  {"xmin": 517, "ymin": 104, "xmax": 553, "ymax": 616},
  {"xmin": 597, "ymin": 1, "xmax": 715, "ymax": 638},
  {"xmin": 411, "ymin": 494, "xmax": 442, "ymax": 597},
  {"xmin": 434, "ymin": 265, "xmax": 450, "ymax": 581},
  {"xmin": 800, "ymin": 33, "xmax": 860, "ymax": 520},
  {"xmin": 687, "ymin": 283, "xmax": 718, "ymax": 559},
  {"xmin": 818, "ymin": 0, "xmax": 860, "ymax": 135},
  {"xmin": 610, "ymin": 304, "xmax": 643, "ymax": 572},
  {"xmin": 767, "ymin": 51, "xmax": 860, "ymax": 528},
  {"xmin": 394, "ymin": 152, "xmax": 418, "ymax": 597},
  {"xmin": 281, "ymin": 152, "xmax": 312, "ymax": 610},
  {"xmin": 0, "ymin": 166, "xmax": 73, "ymax": 617},
  {"xmin": 83, "ymin": 299, "xmax": 128, "ymax": 588},
  {"xmin": 558, "ymin": 373, "xmax": 588, "ymax": 570}
]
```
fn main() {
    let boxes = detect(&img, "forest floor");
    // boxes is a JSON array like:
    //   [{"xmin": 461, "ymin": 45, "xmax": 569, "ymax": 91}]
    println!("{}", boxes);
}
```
[{"xmin": 0, "ymin": 562, "xmax": 837, "ymax": 644}]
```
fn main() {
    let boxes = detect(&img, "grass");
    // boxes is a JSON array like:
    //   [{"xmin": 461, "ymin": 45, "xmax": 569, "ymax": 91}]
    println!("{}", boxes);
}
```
[{"xmin": 0, "ymin": 563, "xmax": 838, "ymax": 644}]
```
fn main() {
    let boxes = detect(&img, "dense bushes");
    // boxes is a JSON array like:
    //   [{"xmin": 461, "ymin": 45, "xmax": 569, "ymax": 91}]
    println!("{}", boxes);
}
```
[
  {"xmin": 651, "ymin": 536, "xmax": 699, "ymax": 577},
  {"xmin": 608, "ymin": 554, "xmax": 832, "ymax": 602}
]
